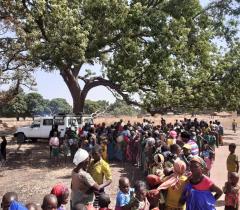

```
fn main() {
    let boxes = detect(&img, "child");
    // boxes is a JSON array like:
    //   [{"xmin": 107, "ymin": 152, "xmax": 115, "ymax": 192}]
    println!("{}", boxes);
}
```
[
  {"xmin": 49, "ymin": 131, "xmax": 60, "ymax": 165},
  {"xmin": 99, "ymin": 193, "xmax": 112, "ymax": 210},
  {"xmin": 223, "ymin": 172, "xmax": 240, "ymax": 210},
  {"xmin": 115, "ymin": 177, "xmax": 134, "ymax": 210},
  {"xmin": 204, "ymin": 151, "xmax": 215, "ymax": 177},
  {"xmin": 158, "ymin": 160, "xmax": 188, "ymax": 210},
  {"xmin": 26, "ymin": 203, "xmax": 38, "ymax": 210},
  {"xmin": 128, "ymin": 181, "xmax": 150, "ymax": 210},
  {"xmin": 1, "ymin": 192, "xmax": 18, "ymax": 210},
  {"xmin": 9, "ymin": 201, "xmax": 28, "ymax": 210},
  {"xmin": 41, "ymin": 194, "xmax": 58, "ymax": 210},
  {"xmin": 227, "ymin": 143, "xmax": 239, "ymax": 173},
  {"xmin": 181, "ymin": 156, "xmax": 223, "ymax": 209},
  {"xmin": 180, "ymin": 144, "xmax": 193, "ymax": 171},
  {"xmin": 50, "ymin": 183, "xmax": 69, "ymax": 210}
]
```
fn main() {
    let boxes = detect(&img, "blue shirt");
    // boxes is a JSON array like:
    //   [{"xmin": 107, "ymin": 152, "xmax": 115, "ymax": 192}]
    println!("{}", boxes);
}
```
[{"xmin": 116, "ymin": 188, "xmax": 134, "ymax": 207}]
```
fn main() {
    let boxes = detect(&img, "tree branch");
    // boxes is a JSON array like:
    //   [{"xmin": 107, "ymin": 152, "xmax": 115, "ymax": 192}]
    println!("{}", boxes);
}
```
[{"xmin": 81, "ymin": 76, "xmax": 143, "ymax": 108}]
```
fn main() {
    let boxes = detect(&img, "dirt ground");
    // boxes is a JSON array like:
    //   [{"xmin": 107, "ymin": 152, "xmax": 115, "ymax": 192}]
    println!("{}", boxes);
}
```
[{"xmin": 0, "ymin": 115, "xmax": 239, "ymax": 209}]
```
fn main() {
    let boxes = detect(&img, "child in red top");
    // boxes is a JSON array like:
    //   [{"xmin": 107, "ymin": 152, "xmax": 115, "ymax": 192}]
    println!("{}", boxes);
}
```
[
  {"xmin": 99, "ymin": 193, "xmax": 112, "ymax": 210},
  {"xmin": 223, "ymin": 172, "xmax": 240, "ymax": 210}
]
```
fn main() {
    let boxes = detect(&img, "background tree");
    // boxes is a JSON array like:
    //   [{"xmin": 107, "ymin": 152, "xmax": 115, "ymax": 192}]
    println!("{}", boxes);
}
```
[
  {"xmin": 108, "ymin": 100, "xmax": 140, "ymax": 116},
  {"xmin": 7, "ymin": 94, "xmax": 28, "ymax": 121},
  {"xmin": 83, "ymin": 100, "xmax": 109, "ymax": 115},
  {"xmin": 25, "ymin": 93, "xmax": 47, "ymax": 118},
  {"xmin": 48, "ymin": 98, "xmax": 72, "ymax": 115}
]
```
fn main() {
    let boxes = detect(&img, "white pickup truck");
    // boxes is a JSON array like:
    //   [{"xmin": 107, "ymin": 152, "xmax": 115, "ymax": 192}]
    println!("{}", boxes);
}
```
[{"xmin": 14, "ymin": 115, "xmax": 94, "ymax": 143}]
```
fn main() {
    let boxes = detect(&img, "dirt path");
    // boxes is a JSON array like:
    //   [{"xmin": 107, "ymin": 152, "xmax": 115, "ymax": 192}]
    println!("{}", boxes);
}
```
[
  {"xmin": 0, "ymin": 128, "xmax": 239, "ymax": 209},
  {"xmin": 211, "ymin": 129, "xmax": 240, "ymax": 209}
]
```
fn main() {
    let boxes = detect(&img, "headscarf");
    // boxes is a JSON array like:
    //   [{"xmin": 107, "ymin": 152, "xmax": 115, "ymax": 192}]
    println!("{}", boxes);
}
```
[
  {"xmin": 153, "ymin": 153, "xmax": 164, "ymax": 165},
  {"xmin": 190, "ymin": 156, "xmax": 207, "ymax": 169},
  {"xmin": 9, "ymin": 201, "xmax": 27, "ymax": 210},
  {"xmin": 73, "ymin": 149, "xmax": 89, "ymax": 166},
  {"xmin": 146, "ymin": 175, "xmax": 162, "ymax": 188},
  {"xmin": 157, "ymin": 160, "xmax": 186, "ymax": 190},
  {"xmin": 51, "ymin": 183, "xmax": 69, "ymax": 198},
  {"xmin": 169, "ymin": 130, "xmax": 177, "ymax": 138}
]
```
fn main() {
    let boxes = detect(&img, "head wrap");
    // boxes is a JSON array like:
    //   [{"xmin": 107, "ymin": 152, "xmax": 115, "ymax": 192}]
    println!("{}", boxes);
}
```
[
  {"xmin": 9, "ymin": 201, "xmax": 27, "ymax": 210},
  {"xmin": 73, "ymin": 149, "xmax": 89, "ymax": 166},
  {"xmin": 157, "ymin": 160, "xmax": 186, "ymax": 190},
  {"xmin": 190, "ymin": 156, "xmax": 206, "ymax": 169},
  {"xmin": 146, "ymin": 175, "xmax": 162, "ymax": 188},
  {"xmin": 51, "ymin": 183, "xmax": 69, "ymax": 198},
  {"xmin": 169, "ymin": 130, "xmax": 177, "ymax": 138},
  {"xmin": 153, "ymin": 153, "xmax": 164, "ymax": 164},
  {"xmin": 183, "ymin": 144, "xmax": 191, "ymax": 150}
]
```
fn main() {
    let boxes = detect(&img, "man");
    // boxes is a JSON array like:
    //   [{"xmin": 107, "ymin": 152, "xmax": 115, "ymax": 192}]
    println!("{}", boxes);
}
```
[
  {"xmin": 181, "ymin": 131, "xmax": 199, "ymax": 156},
  {"xmin": 88, "ymin": 144, "xmax": 112, "ymax": 208}
]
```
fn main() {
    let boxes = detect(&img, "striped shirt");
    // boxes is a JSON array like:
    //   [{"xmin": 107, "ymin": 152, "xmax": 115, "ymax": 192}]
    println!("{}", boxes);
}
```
[{"xmin": 187, "ymin": 140, "xmax": 199, "ymax": 156}]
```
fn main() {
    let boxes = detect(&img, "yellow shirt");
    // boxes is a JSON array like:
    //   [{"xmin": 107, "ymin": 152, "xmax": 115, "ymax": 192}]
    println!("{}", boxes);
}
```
[
  {"xmin": 227, "ymin": 153, "xmax": 238, "ymax": 172},
  {"xmin": 166, "ymin": 175, "xmax": 188, "ymax": 208},
  {"xmin": 167, "ymin": 138, "xmax": 176, "ymax": 146},
  {"xmin": 88, "ymin": 159, "xmax": 112, "ymax": 185}
]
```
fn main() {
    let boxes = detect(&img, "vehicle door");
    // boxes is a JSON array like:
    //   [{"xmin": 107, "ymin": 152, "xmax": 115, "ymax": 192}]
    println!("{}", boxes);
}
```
[
  {"xmin": 68, "ymin": 117, "xmax": 79, "ymax": 134},
  {"xmin": 54, "ymin": 116, "xmax": 65, "ymax": 138},
  {"xmin": 39, "ymin": 119, "xmax": 53, "ymax": 139},
  {"xmin": 28, "ymin": 120, "xmax": 41, "ymax": 138}
]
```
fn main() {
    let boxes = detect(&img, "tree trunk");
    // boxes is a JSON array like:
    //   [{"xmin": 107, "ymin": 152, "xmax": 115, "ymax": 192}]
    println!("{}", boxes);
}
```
[{"xmin": 60, "ymin": 70, "xmax": 83, "ymax": 114}]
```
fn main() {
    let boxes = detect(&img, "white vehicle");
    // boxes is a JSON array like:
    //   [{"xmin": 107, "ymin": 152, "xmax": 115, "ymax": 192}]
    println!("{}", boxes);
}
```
[
  {"xmin": 14, "ymin": 114, "xmax": 94, "ymax": 143},
  {"xmin": 14, "ymin": 117, "xmax": 54, "ymax": 143}
]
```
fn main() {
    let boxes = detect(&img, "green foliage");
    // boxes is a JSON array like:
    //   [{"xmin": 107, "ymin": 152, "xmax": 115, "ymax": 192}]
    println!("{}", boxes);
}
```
[
  {"xmin": 48, "ymin": 98, "xmax": 72, "ymax": 115},
  {"xmin": 7, "ymin": 94, "xmax": 28, "ymax": 117},
  {"xmin": 83, "ymin": 100, "xmax": 109, "ymax": 114},
  {"xmin": 108, "ymin": 100, "xmax": 140, "ymax": 116},
  {"xmin": 24, "ymin": 93, "xmax": 47, "ymax": 117}
]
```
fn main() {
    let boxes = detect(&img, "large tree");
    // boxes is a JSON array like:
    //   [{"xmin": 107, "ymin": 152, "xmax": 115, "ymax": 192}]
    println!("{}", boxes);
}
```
[
  {"xmin": 0, "ymin": 0, "xmax": 239, "ymax": 114},
  {"xmin": 48, "ymin": 98, "xmax": 72, "ymax": 115}
]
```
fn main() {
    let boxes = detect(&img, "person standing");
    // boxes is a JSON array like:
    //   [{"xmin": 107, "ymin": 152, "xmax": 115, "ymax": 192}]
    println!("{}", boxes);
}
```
[
  {"xmin": 88, "ymin": 144, "xmax": 112, "ymax": 208},
  {"xmin": 227, "ymin": 143, "xmax": 239, "ymax": 174},
  {"xmin": 181, "ymin": 131, "xmax": 199, "ymax": 156},
  {"xmin": 0, "ymin": 136, "xmax": 7, "ymax": 163},
  {"xmin": 232, "ymin": 120, "xmax": 237, "ymax": 133},
  {"xmin": 71, "ymin": 148, "xmax": 102, "ymax": 208}
]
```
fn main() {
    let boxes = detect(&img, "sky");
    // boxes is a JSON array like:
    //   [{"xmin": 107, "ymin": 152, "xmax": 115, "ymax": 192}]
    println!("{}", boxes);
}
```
[{"xmin": 25, "ymin": 0, "xmax": 210, "ymax": 105}]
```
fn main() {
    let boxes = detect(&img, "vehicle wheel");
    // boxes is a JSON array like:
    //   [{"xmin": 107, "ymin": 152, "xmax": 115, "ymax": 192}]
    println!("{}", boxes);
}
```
[{"xmin": 16, "ymin": 133, "xmax": 25, "ymax": 143}]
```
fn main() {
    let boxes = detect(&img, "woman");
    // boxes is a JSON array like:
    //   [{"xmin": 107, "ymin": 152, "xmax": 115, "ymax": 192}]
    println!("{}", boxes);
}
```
[
  {"xmin": 71, "ymin": 149, "xmax": 102, "ymax": 209},
  {"xmin": 181, "ymin": 156, "xmax": 222, "ymax": 210}
]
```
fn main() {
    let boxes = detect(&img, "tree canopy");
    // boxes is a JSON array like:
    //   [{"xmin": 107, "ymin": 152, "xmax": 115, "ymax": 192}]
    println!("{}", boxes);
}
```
[{"xmin": 0, "ymin": 0, "xmax": 240, "ymax": 114}]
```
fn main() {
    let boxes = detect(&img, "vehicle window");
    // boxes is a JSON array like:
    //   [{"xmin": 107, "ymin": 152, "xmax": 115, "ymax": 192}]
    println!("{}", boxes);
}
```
[
  {"xmin": 32, "ymin": 124, "xmax": 40, "ymax": 128},
  {"xmin": 68, "ymin": 119, "xmax": 77, "ymax": 127},
  {"xmin": 43, "ymin": 119, "xmax": 53, "ymax": 126},
  {"xmin": 54, "ymin": 119, "xmax": 64, "ymax": 125}
]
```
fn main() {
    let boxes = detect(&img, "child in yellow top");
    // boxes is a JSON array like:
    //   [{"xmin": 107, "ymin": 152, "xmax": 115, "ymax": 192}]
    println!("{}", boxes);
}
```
[
  {"xmin": 157, "ymin": 160, "xmax": 188, "ymax": 210},
  {"xmin": 227, "ymin": 143, "xmax": 239, "ymax": 173}
]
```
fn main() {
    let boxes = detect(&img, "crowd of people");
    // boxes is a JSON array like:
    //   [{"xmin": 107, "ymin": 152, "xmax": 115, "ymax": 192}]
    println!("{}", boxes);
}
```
[{"xmin": 1, "ymin": 118, "xmax": 240, "ymax": 210}]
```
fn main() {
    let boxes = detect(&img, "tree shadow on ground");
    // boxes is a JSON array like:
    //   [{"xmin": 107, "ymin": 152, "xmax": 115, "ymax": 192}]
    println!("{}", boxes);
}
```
[
  {"xmin": 3, "ymin": 140, "xmax": 74, "ymax": 170},
  {"xmin": 110, "ymin": 161, "xmax": 145, "ymax": 183}
]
